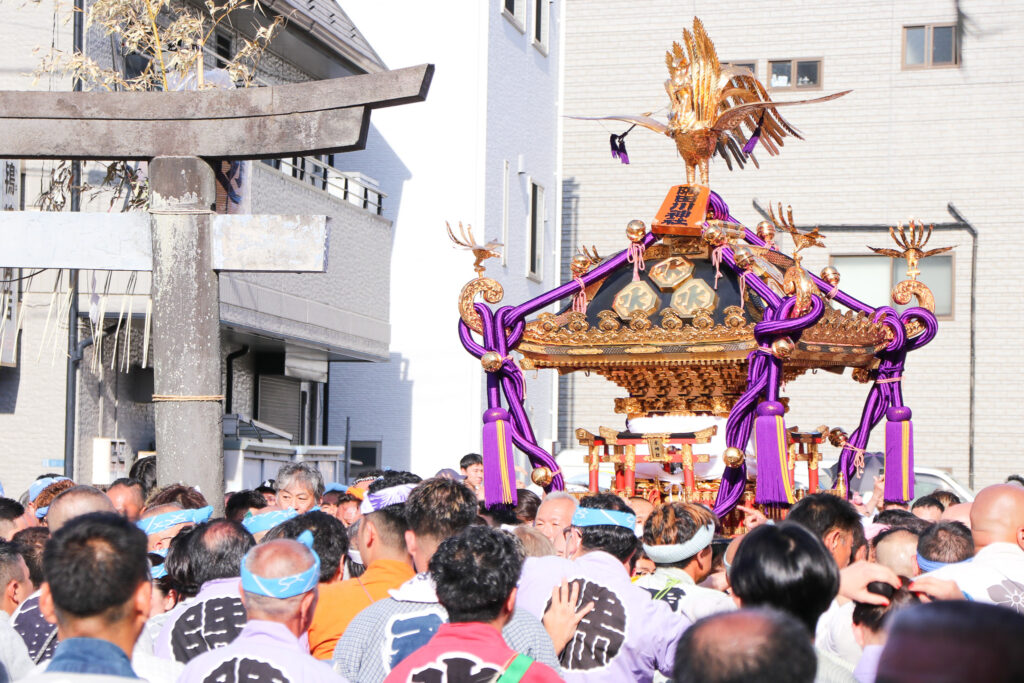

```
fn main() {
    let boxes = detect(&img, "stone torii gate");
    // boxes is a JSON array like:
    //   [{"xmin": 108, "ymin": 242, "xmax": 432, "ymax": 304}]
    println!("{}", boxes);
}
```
[{"xmin": 0, "ymin": 65, "xmax": 432, "ymax": 506}]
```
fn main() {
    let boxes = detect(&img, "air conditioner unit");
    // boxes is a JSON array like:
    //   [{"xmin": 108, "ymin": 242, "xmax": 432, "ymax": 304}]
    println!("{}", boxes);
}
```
[{"xmin": 92, "ymin": 438, "xmax": 129, "ymax": 486}]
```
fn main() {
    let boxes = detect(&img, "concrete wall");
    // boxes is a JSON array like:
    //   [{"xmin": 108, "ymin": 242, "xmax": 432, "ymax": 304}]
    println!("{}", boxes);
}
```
[
  {"xmin": 327, "ymin": 0, "xmax": 563, "ymax": 477},
  {"xmin": 223, "ymin": 164, "xmax": 394, "ymax": 361},
  {"xmin": 559, "ymin": 0, "xmax": 1022, "ymax": 489}
]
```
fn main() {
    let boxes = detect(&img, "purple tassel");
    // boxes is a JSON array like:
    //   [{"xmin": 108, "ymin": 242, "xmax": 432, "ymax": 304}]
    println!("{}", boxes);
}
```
[
  {"xmin": 616, "ymin": 136, "xmax": 630, "ymax": 164},
  {"xmin": 753, "ymin": 401, "xmax": 795, "ymax": 505},
  {"xmin": 884, "ymin": 406, "xmax": 914, "ymax": 504},
  {"xmin": 481, "ymin": 407, "xmax": 517, "ymax": 507},
  {"xmin": 742, "ymin": 112, "xmax": 765, "ymax": 155},
  {"xmin": 609, "ymin": 125, "xmax": 635, "ymax": 165}
]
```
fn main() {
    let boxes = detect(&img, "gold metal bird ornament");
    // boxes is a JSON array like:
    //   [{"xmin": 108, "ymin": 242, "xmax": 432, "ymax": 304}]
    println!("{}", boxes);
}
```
[
  {"xmin": 769, "ymin": 202, "xmax": 826, "ymax": 265},
  {"xmin": 767, "ymin": 203, "xmax": 824, "ymax": 315},
  {"xmin": 571, "ymin": 17, "xmax": 850, "ymax": 185},
  {"xmin": 446, "ymin": 221, "xmax": 503, "ymax": 278},
  {"xmin": 868, "ymin": 219, "xmax": 953, "ymax": 281}
]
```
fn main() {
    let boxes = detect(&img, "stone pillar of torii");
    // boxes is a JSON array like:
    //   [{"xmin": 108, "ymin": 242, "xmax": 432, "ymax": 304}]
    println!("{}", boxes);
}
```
[{"xmin": 0, "ymin": 65, "xmax": 433, "ymax": 509}]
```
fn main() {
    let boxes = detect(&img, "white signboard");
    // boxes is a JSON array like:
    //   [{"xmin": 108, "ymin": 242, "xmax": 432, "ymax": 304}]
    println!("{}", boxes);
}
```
[
  {"xmin": 0, "ymin": 159, "xmax": 17, "ymax": 211},
  {"xmin": 1, "ymin": 159, "xmax": 20, "ymax": 366}
]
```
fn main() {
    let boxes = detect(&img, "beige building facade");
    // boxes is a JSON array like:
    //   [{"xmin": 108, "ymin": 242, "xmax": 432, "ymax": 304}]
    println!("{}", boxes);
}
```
[{"xmin": 558, "ymin": 0, "xmax": 1022, "ymax": 490}]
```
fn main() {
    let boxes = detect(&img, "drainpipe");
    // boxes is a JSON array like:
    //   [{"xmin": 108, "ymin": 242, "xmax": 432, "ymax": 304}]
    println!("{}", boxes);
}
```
[
  {"xmin": 63, "ymin": 0, "xmax": 85, "ymax": 479},
  {"xmin": 224, "ymin": 345, "xmax": 250, "ymax": 414}
]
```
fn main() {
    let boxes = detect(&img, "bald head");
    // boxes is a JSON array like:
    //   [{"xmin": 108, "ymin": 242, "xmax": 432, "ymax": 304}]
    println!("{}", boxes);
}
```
[
  {"xmin": 106, "ymin": 482, "xmax": 145, "ymax": 522},
  {"xmin": 875, "ymin": 529, "xmax": 920, "ymax": 577},
  {"xmin": 941, "ymin": 502, "xmax": 972, "ymax": 528},
  {"xmin": 534, "ymin": 494, "xmax": 577, "ymax": 557},
  {"xmin": 46, "ymin": 486, "xmax": 116, "ymax": 532},
  {"xmin": 241, "ymin": 540, "xmax": 317, "ymax": 622},
  {"xmin": 674, "ymin": 608, "xmax": 816, "ymax": 683},
  {"xmin": 970, "ymin": 485, "xmax": 1024, "ymax": 550}
]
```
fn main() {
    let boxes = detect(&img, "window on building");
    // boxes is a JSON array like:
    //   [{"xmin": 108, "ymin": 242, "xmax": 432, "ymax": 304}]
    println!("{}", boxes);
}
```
[
  {"xmin": 723, "ymin": 61, "xmax": 757, "ymax": 77},
  {"xmin": 769, "ymin": 59, "xmax": 822, "ymax": 89},
  {"xmin": 528, "ymin": 181, "xmax": 544, "ymax": 279},
  {"xmin": 349, "ymin": 441, "xmax": 381, "ymax": 480},
  {"xmin": 502, "ymin": 0, "xmax": 525, "ymax": 31},
  {"xmin": 532, "ymin": 0, "xmax": 548, "ymax": 52},
  {"xmin": 214, "ymin": 31, "xmax": 233, "ymax": 69},
  {"xmin": 830, "ymin": 254, "xmax": 953, "ymax": 318},
  {"xmin": 903, "ymin": 24, "xmax": 958, "ymax": 68},
  {"xmin": 257, "ymin": 375, "xmax": 301, "ymax": 444}
]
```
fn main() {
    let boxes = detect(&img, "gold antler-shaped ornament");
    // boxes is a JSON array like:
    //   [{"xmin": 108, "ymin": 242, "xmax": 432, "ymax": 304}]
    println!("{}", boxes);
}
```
[
  {"xmin": 868, "ymin": 219, "xmax": 953, "ymax": 281},
  {"xmin": 769, "ymin": 202, "xmax": 826, "ymax": 266},
  {"xmin": 446, "ymin": 221, "xmax": 503, "ymax": 278},
  {"xmin": 766, "ymin": 203, "xmax": 824, "ymax": 316},
  {"xmin": 869, "ymin": 219, "xmax": 954, "ymax": 314}
]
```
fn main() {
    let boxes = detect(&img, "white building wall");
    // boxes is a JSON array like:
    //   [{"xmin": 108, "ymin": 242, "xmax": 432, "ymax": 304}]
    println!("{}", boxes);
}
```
[
  {"xmin": 329, "ymin": 0, "xmax": 562, "ymax": 479},
  {"xmin": 560, "ymin": 0, "xmax": 1022, "ymax": 489}
]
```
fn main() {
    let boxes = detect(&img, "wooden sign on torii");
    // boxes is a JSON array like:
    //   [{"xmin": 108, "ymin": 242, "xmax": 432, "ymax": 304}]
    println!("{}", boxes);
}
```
[{"xmin": 0, "ymin": 65, "xmax": 433, "ymax": 506}]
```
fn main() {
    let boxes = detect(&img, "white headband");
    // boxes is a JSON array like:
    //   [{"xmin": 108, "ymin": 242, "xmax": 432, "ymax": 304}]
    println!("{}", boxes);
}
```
[
  {"xmin": 359, "ymin": 483, "xmax": 416, "ymax": 514},
  {"xmin": 642, "ymin": 523, "xmax": 715, "ymax": 565}
]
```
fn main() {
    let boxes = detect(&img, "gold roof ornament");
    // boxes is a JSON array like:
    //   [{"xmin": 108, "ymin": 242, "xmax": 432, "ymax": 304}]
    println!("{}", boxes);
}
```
[
  {"xmin": 570, "ymin": 17, "xmax": 850, "ymax": 186},
  {"xmin": 446, "ymin": 221, "xmax": 503, "ymax": 278},
  {"xmin": 868, "ymin": 219, "xmax": 953, "ymax": 281},
  {"xmin": 869, "ymin": 219, "xmax": 955, "ymax": 313}
]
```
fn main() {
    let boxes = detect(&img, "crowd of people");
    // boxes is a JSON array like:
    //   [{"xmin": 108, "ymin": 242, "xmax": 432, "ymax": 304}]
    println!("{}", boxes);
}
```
[{"xmin": 0, "ymin": 454, "xmax": 1018, "ymax": 682}]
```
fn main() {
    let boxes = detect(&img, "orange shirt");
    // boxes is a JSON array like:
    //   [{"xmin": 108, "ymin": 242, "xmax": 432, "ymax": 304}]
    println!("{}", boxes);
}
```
[{"xmin": 308, "ymin": 559, "xmax": 416, "ymax": 660}]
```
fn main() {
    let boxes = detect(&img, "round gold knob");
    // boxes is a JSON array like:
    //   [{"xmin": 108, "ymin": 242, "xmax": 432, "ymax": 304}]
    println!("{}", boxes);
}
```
[
  {"xmin": 626, "ymin": 220, "xmax": 647, "ymax": 243},
  {"xmin": 723, "ymin": 447, "xmax": 746, "ymax": 468},
  {"xmin": 570, "ymin": 253, "xmax": 591, "ymax": 276},
  {"xmin": 771, "ymin": 337, "xmax": 795, "ymax": 359},
  {"xmin": 531, "ymin": 467, "xmax": 553, "ymax": 487},
  {"xmin": 480, "ymin": 351, "xmax": 504, "ymax": 372},
  {"xmin": 733, "ymin": 245, "xmax": 755, "ymax": 269}
]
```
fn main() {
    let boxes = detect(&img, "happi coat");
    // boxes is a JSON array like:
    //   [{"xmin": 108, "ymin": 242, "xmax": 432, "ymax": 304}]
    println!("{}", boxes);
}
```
[
  {"xmin": 155, "ymin": 577, "xmax": 247, "ymax": 663},
  {"xmin": 633, "ymin": 566, "xmax": 735, "ymax": 622},
  {"xmin": 179, "ymin": 620, "xmax": 344, "ymax": 683},
  {"xmin": 517, "ymin": 552, "xmax": 688, "ymax": 683},
  {"xmin": 332, "ymin": 572, "xmax": 559, "ymax": 682},
  {"xmin": 923, "ymin": 542, "xmax": 1024, "ymax": 613},
  {"xmin": 383, "ymin": 622, "xmax": 561, "ymax": 683}
]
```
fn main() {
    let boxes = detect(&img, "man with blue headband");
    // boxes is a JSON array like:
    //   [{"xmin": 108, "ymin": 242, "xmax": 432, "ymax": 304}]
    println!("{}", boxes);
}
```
[
  {"xmin": 137, "ymin": 504, "xmax": 213, "ymax": 552},
  {"xmin": 333, "ymin": 478, "xmax": 559, "ymax": 681},
  {"xmin": 154, "ymin": 519, "xmax": 255, "ymax": 663},
  {"xmin": 516, "ymin": 493, "xmax": 688, "ymax": 683},
  {"xmin": 179, "ymin": 537, "xmax": 341, "ymax": 682}
]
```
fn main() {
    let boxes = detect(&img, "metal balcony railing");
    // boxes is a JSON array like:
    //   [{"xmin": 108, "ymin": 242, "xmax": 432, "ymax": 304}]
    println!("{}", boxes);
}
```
[{"xmin": 263, "ymin": 156, "xmax": 385, "ymax": 216}]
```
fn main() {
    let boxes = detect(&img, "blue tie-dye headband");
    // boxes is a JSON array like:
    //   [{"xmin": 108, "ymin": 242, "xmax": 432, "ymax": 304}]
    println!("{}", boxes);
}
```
[
  {"xmin": 136, "ymin": 506, "xmax": 213, "ymax": 535},
  {"xmin": 571, "ymin": 507, "xmax": 636, "ymax": 530},
  {"xmin": 240, "ymin": 530, "xmax": 320, "ymax": 598},
  {"xmin": 241, "ymin": 507, "xmax": 299, "ymax": 535}
]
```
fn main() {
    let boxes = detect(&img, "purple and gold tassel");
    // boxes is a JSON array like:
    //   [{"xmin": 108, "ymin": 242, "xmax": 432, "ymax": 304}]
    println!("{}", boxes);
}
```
[
  {"xmin": 481, "ymin": 407, "xmax": 517, "ymax": 507},
  {"xmin": 753, "ymin": 401, "xmax": 795, "ymax": 506},
  {"xmin": 884, "ymin": 406, "xmax": 914, "ymax": 504}
]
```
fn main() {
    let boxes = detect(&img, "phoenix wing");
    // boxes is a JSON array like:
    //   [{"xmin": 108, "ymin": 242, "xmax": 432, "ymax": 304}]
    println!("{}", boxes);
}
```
[{"xmin": 566, "ymin": 114, "xmax": 669, "ymax": 135}]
